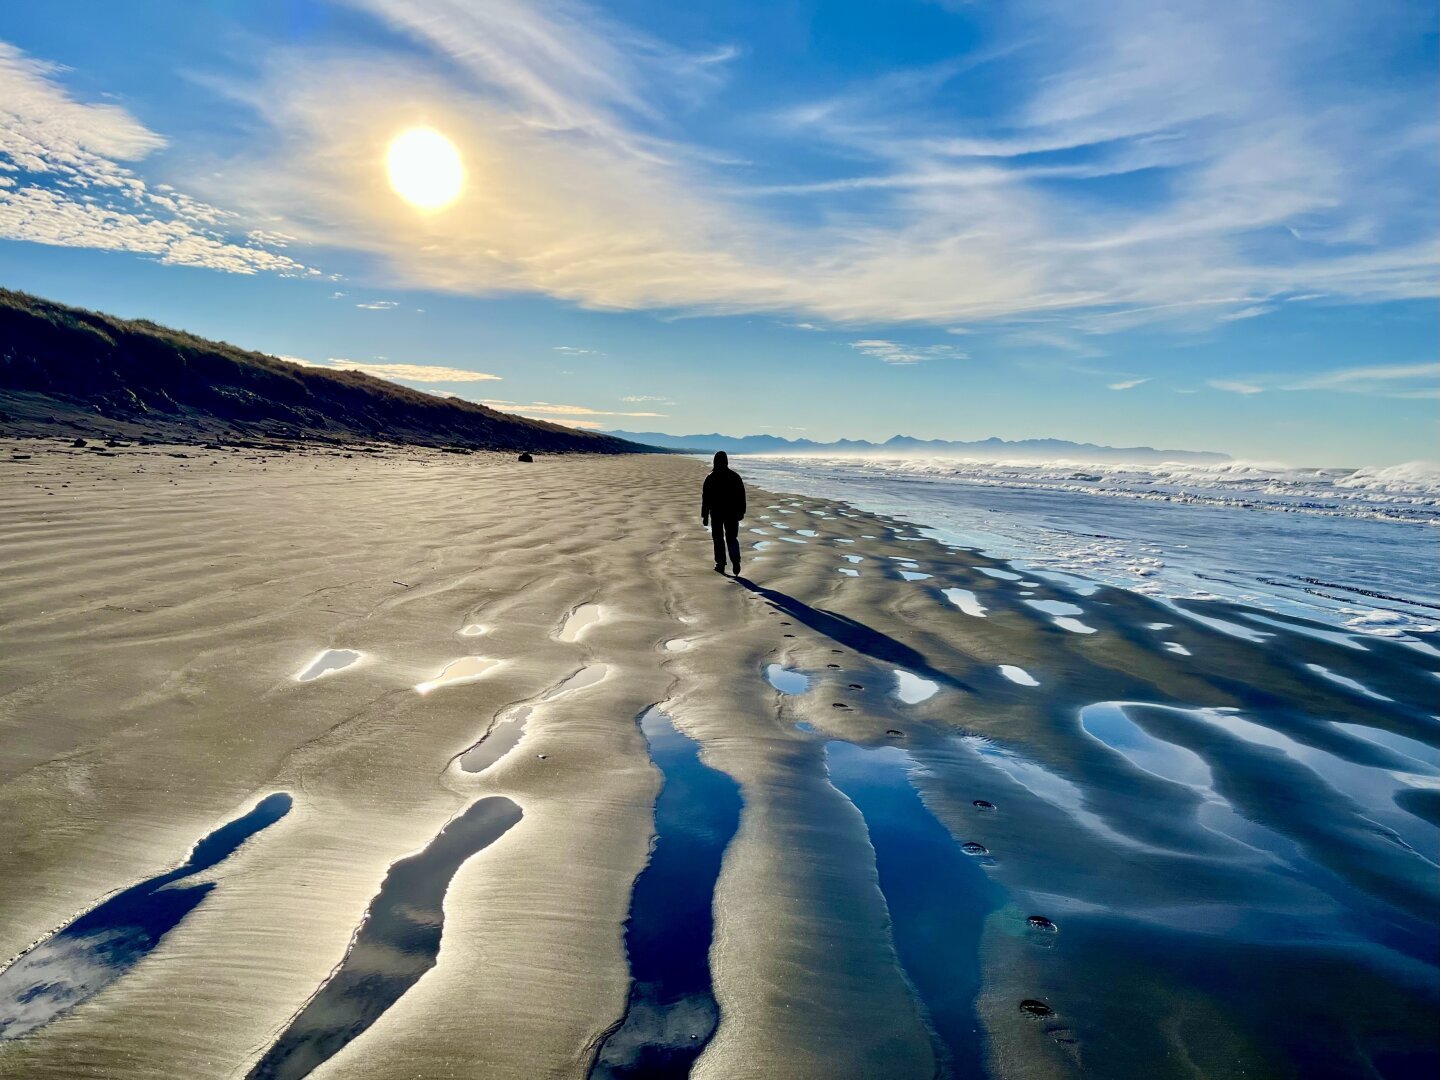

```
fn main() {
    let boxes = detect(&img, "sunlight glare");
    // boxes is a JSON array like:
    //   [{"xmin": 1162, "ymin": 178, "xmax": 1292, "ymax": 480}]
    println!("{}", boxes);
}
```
[{"xmin": 385, "ymin": 127, "xmax": 464, "ymax": 211}]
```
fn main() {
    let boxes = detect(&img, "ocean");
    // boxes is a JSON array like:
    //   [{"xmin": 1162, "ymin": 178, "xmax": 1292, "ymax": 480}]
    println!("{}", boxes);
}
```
[{"xmin": 737, "ymin": 455, "xmax": 1440, "ymax": 645}]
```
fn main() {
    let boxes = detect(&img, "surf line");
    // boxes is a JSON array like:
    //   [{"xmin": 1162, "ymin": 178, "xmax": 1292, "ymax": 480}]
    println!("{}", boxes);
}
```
[{"xmin": 589, "ymin": 706, "xmax": 742, "ymax": 1078}]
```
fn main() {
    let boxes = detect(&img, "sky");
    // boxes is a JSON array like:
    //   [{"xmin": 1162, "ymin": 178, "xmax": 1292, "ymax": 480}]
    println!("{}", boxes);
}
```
[{"xmin": 0, "ymin": 0, "xmax": 1435, "ymax": 465}]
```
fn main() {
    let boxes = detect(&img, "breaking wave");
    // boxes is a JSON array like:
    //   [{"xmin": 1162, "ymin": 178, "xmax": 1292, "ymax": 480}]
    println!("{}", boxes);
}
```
[{"xmin": 745, "ymin": 455, "xmax": 1440, "ymax": 525}]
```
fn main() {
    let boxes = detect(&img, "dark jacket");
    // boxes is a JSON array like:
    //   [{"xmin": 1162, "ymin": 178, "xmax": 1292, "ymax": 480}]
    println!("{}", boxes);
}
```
[{"xmin": 702, "ymin": 467, "xmax": 746, "ymax": 522}]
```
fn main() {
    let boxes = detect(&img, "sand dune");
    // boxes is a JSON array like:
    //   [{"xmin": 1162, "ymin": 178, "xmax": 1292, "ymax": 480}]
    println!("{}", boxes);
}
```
[{"xmin": 1, "ymin": 439, "xmax": 1436, "ymax": 1078}]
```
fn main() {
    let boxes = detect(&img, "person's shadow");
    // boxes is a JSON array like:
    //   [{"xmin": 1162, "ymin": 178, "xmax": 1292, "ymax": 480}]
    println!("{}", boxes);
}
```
[{"xmin": 734, "ymin": 578, "xmax": 973, "ymax": 692}]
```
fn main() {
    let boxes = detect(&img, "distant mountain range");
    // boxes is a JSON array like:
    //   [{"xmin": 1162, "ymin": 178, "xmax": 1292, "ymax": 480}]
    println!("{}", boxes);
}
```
[
  {"xmin": 0, "ymin": 289, "xmax": 651, "ymax": 453},
  {"xmin": 604, "ymin": 430, "xmax": 1231, "ymax": 464}
]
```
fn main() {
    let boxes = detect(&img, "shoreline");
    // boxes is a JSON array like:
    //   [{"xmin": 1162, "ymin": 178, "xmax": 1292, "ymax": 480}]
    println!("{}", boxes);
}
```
[{"xmin": 1, "ymin": 439, "xmax": 1436, "ymax": 1078}]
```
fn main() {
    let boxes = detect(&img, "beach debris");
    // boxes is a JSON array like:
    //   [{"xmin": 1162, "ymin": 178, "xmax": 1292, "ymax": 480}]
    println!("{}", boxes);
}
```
[
  {"xmin": 517, "ymin": 452, "xmax": 533, "ymax": 462},
  {"xmin": 832, "ymin": 701, "xmax": 850, "ymax": 709},
  {"xmin": 392, "ymin": 580, "xmax": 412, "ymax": 588},
  {"xmin": 71, "ymin": 437, "xmax": 87, "ymax": 447}
]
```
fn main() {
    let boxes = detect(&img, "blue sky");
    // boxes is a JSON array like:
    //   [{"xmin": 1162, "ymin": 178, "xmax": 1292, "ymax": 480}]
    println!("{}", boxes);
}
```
[{"xmin": 0, "ymin": 0, "xmax": 1435, "ymax": 464}]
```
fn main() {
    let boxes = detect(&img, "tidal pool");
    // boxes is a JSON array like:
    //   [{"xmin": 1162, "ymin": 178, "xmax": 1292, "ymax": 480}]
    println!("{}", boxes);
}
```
[
  {"xmin": 592, "ymin": 708, "xmax": 741, "ymax": 1076},
  {"xmin": 765, "ymin": 664, "xmax": 810, "ymax": 695},
  {"xmin": 0, "ymin": 794, "xmax": 292, "ymax": 1040},
  {"xmin": 942, "ymin": 589, "xmax": 987, "ymax": 618},
  {"xmin": 894, "ymin": 670, "xmax": 939, "ymax": 704},
  {"xmin": 998, "ymin": 665, "xmax": 1039, "ymax": 687},
  {"xmin": 296, "ymin": 650, "xmax": 362, "ymax": 682},
  {"xmin": 247, "ymin": 798, "xmax": 522, "ymax": 1080},
  {"xmin": 415, "ymin": 656, "xmax": 500, "ymax": 694},
  {"xmin": 824, "ymin": 741, "xmax": 1000, "ymax": 1077},
  {"xmin": 558, "ymin": 603, "xmax": 604, "ymax": 643}
]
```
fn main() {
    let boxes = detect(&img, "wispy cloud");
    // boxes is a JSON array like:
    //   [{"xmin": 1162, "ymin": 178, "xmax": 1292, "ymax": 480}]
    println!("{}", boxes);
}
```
[
  {"xmin": 287, "ymin": 356, "xmax": 500, "ymax": 382},
  {"xmin": 355, "ymin": 299, "xmax": 399, "ymax": 310},
  {"xmin": 184, "ymin": 0, "xmax": 1432, "ymax": 328},
  {"xmin": 1108, "ymin": 377, "xmax": 1150, "ymax": 390},
  {"xmin": 1207, "ymin": 361, "xmax": 1438, "ymax": 399},
  {"xmin": 621, "ymin": 394, "xmax": 672, "ymax": 403},
  {"xmin": 554, "ymin": 345, "xmax": 604, "ymax": 355},
  {"xmin": 1217, "ymin": 304, "xmax": 1277, "ymax": 322},
  {"xmin": 5, "ymin": 0, "xmax": 1434, "ymax": 339},
  {"xmin": 481, "ymin": 398, "xmax": 667, "ymax": 425},
  {"xmin": 0, "ymin": 42, "xmax": 312, "ymax": 276},
  {"xmin": 850, "ymin": 339, "xmax": 968, "ymax": 364},
  {"xmin": 1285, "ymin": 361, "xmax": 1439, "ymax": 394}
]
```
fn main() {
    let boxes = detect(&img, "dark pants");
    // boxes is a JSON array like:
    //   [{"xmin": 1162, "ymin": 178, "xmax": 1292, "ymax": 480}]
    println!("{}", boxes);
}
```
[{"xmin": 711, "ymin": 517, "xmax": 741, "ymax": 569}]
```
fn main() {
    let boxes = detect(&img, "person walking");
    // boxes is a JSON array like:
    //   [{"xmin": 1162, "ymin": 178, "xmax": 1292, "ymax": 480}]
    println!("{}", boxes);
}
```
[{"xmin": 701, "ymin": 451, "xmax": 746, "ymax": 575}]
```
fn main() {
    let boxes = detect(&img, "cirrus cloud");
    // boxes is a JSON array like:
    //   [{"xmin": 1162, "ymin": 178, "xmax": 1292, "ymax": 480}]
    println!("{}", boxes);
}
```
[
  {"xmin": 0, "ymin": 42, "xmax": 313, "ymax": 277},
  {"xmin": 178, "ymin": 0, "xmax": 1436, "ymax": 331},
  {"xmin": 286, "ymin": 356, "xmax": 501, "ymax": 382},
  {"xmin": 850, "ymin": 339, "xmax": 969, "ymax": 365}
]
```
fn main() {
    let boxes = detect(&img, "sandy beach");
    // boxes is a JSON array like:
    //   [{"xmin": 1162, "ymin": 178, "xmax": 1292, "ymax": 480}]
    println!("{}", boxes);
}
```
[{"xmin": 1, "ymin": 439, "xmax": 1436, "ymax": 1079}]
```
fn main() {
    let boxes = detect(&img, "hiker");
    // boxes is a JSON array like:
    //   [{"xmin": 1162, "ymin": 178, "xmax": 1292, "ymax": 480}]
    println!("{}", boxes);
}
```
[{"xmin": 701, "ymin": 450, "xmax": 746, "ymax": 575}]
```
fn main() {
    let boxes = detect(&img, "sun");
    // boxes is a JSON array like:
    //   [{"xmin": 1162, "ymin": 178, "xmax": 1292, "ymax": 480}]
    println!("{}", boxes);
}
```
[{"xmin": 385, "ymin": 127, "xmax": 464, "ymax": 212}]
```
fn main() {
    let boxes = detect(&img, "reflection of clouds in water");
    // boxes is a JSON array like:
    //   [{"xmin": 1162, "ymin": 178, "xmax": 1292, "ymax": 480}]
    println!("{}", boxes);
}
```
[
  {"xmin": 0, "ymin": 793, "xmax": 289, "ymax": 1041},
  {"xmin": 894, "ymin": 669, "xmax": 938, "ymax": 703},
  {"xmin": 593, "ymin": 988, "xmax": 718, "ymax": 1073},
  {"xmin": 0, "ymin": 928, "xmax": 141, "ymax": 1038},
  {"xmin": 962, "ymin": 735, "xmax": 1150, "ymax": 853},
  {"xmin": 943, "ymin": 588, "xmax": 987, "ymax": 617},
  {"xmin": 1186, "ymin": 708, "xmax": 1440, "ymax": 861}
]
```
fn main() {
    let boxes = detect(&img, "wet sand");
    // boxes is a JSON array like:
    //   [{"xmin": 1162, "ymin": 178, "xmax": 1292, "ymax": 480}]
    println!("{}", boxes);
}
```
[{"xmin": 1, "ymin": 438, "xmax": 1437, "ymax": 1078}]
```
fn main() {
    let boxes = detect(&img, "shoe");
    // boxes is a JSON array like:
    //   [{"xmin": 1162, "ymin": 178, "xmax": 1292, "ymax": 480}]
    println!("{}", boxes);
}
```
[
  {"xmin": 714, "ymin": 564, "xmax": 726, "ymax": 574},
  {"xmin": 731, "ymin": 562, "xmax": 742, "ymax": 575}
]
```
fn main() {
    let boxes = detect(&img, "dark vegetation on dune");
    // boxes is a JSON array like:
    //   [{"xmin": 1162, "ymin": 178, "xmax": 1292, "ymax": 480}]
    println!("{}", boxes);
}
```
[{"xmin": 0, "ymin": 288, "xmax": 652, "ymax": 452}]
